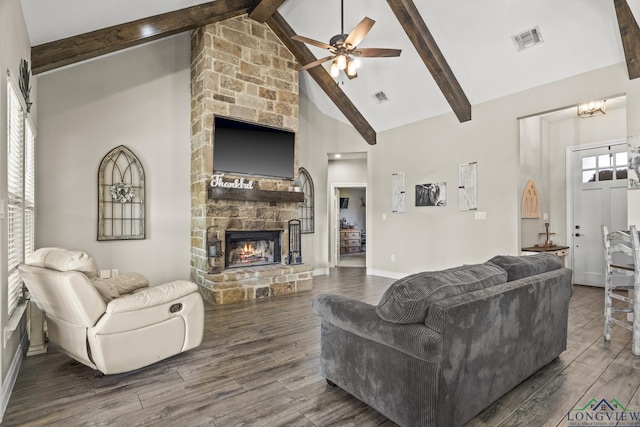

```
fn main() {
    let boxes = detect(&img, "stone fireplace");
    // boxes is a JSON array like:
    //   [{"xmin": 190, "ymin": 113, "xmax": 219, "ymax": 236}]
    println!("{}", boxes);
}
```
[{"xmin": 190, "ymin": 15, "xmax": 313, "ymax": 305}]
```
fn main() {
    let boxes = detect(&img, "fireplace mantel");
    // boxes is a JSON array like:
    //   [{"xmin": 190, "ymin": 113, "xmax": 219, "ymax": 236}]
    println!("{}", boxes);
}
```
[{"xmin": 208, "ymin": 187, "xmax": 304, "ymax": 203}]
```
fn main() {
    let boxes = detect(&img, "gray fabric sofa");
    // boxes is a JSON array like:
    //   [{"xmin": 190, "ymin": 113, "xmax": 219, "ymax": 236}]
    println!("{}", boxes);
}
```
[{"xmin": 312, "ymin": 253, "xmax": 572, "ymax": 427}]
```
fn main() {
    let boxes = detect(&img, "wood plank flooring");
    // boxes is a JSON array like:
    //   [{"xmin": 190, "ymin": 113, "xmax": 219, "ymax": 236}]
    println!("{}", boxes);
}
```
[{"xmin": 3, "ymin": 268, "xmax": 637, "ymax": 426}]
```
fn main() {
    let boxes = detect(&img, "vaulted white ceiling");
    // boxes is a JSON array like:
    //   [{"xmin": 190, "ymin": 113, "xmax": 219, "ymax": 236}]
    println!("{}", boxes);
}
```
[{"xmin": 19, "ymin": 0, "xmax": 640, "ymax": 131}]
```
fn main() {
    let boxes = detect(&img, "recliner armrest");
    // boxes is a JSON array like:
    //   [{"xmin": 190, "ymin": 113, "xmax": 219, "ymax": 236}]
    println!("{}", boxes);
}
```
[
  {"xmin": 106, "ymin": 280, "xmax": 198, "ymax": 313},
  {"xmin": 93, "ymin": 272, "xmax": 149, "ymax": 302},
  {"xmin": 313, "ymin": 294, "xmax": 442, "ymax": 363}
]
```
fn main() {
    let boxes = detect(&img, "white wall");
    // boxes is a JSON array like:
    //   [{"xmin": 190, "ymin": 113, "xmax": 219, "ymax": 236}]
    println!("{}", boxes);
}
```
[
  {"xmin": 32, "ymin": 31, "xmax": 640, "ymax": 285},
  {"xmin": 36, "ymin": 35, "xmax": 192, "ymax": 285},
  {"xmin": 0, "ymin": 0, "xmax": 34, "ymax": 411},
  {"xmin": 519, "ymin": 115, "xmax": 549, "ymax": 248},
  {"xmin": 299, "ymin": 63, "xmax": 638, "ymax": 278},
  {"xmin": 298, "ymin": 94, "xmax": 371, "ymax": 272}
]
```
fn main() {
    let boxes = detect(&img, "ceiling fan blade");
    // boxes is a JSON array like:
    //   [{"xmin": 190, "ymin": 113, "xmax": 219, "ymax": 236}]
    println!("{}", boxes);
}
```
[
  {"xmin": 353, "ymin": 48, "xmax": 402, "ymax": 58},
  {"xmin": 298, "ymin": 55, "xmax": 334, "ymax": 71},
  {"xmin": 344, "ymin": 17, "xmax": 375, "ymax": 48},
  {"xmin": 291, "ymin": 34, "xmax": 333, "ymax": 51}
]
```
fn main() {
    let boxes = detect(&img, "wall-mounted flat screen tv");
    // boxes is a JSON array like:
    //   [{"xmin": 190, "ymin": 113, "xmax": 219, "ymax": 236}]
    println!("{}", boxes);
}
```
[{"xmin": 213, "ymin": 116, "xmax": 295, "ymax": 179}]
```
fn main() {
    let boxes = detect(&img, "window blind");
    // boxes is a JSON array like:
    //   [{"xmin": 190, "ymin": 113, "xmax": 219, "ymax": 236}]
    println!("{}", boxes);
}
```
[
  {"xmin": 6, "ymin": 79, "xmax": 30, "ymax": 317},
  {"xmin": 25, "ymin": 122, "xmax": 35, "ymax": 257}
]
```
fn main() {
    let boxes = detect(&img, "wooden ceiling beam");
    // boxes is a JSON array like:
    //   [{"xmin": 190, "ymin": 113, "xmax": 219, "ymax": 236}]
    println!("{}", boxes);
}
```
[
  {"xmin": 387, "ymin": 0, "xmax": 471, "ymax": 122},
  {"xmin": 31, "ymin": 0, "xmax": 256, "ymax": 75},
  {"xmin": 267, "ymin": 12, "xmax": 377, "ymax": 145},
  {"xmin": 249, "ymin": 0, "xmax": 286, "ymax": 23},
  {"xmin": 614, "ymin": 0, "xmax": 640, "ymax": 79}
]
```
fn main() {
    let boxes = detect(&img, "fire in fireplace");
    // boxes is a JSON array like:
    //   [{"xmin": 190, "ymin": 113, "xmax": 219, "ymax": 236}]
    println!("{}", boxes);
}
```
[{"xmin": 225, "ymin": 230, "xmax": 282, "ymax": 269}]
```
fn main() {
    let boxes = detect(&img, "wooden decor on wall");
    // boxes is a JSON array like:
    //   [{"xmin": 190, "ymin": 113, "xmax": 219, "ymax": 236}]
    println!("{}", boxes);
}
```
[{"xmin": 522, "ymin": 179, "xmax": 540, "ymax": 218}]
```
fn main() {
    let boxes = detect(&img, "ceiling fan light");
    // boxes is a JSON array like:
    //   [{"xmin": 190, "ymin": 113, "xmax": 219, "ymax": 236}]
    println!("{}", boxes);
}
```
[
  {"xmin": 346, "ymin": 60, "xmax": 358, "ymax": 77},
  {"xmin": 336, "ymin": 54, "xmax": 347, "ymax": 70},
  {"xmin": 330, "ymin": 61, "xmax": 340, "ymax": 77}
]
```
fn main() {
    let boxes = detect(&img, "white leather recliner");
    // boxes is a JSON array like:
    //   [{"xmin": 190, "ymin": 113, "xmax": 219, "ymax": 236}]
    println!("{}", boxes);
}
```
[{"xmin": 19, "ymin": 247, "xmax": 204, "ymax": 375}]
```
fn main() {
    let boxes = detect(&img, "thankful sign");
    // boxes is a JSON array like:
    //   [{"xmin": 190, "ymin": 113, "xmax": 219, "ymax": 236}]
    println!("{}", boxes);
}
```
[{"xmin": 210, "ymin": 173, "xmax": 254, "ymax": 190}]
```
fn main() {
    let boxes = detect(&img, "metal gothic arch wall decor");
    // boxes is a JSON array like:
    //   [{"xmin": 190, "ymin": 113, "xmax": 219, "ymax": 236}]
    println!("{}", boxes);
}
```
[
  {"xmin": 298, "ymin": 167, "xmax": 314, "ymax": 234},
  {"xmin": 98, "ymin": 145, "xmax": 145, "ymax": 240}
]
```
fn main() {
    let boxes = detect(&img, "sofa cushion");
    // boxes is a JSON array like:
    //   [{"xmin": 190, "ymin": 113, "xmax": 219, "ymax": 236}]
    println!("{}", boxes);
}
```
[
  {"xmin": 376, "ymin": 263, "xmax": 508, "ymax": 324},
  {"xmin": 26, "ymin": 247, "xmax": 99, "ymax": 280},
  {"xmin": 487, "ymin": 253, "xmax": 562, "ymax": 281}
]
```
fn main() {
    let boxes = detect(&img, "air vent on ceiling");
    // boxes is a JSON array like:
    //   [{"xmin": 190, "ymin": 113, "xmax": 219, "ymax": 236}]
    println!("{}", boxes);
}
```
[
  {"xmin": 372, "ymin": 91, "xmax": 389, "ymax": 104},
  {"xmin": 512, "ymin": 26, "xmax": 544, "ymax": 52}
]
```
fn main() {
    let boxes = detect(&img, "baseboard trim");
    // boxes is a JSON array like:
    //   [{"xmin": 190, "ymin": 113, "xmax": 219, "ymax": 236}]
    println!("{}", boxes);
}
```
[
  {"xmin": 367, "ymin": 268, "xmax": 407, "ymax": 280},
  {"xmin": 0, "ymin": 331, "xmax": 28, "ymax": 423},
  {"xmin": 313, "ymin": 268, "xmax": 330, "ymax": 276}
]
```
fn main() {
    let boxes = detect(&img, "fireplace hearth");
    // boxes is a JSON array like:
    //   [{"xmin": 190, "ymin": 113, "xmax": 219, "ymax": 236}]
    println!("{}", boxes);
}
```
[{"xmin": 225, "ymin": 230, "xmax": 281, "ymax": 269}]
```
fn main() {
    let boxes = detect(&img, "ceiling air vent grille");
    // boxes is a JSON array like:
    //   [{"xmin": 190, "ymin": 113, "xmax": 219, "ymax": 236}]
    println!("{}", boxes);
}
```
[
  {"xmin": 512, "ymin": 26, "xmax": 543, "ymax": 52},
  {"xmin": 372, "ymin": 91, "xmax": 389, "ymax": 104}
]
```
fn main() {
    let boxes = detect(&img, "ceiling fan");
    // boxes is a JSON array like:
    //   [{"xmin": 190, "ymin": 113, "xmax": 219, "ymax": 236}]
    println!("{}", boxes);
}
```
[{"xmin": 291, "ymin": 0, "xmax": 401, "ymax": 79}]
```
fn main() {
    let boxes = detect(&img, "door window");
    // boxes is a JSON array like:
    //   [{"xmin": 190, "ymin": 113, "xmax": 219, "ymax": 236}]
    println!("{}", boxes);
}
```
[{"xmin": 582, "ymin": 152, "xmax": 627, "ymax": 183}]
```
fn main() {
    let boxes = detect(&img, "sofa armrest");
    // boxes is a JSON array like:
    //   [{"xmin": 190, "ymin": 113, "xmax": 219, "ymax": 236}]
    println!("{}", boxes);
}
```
[
  {"xmin": 313, "ymin": 294, "xmax": 442, "ymax": 363},
  {"xmin": 106, "ymin": 280, "xmax": 198, "ymax": 314}
]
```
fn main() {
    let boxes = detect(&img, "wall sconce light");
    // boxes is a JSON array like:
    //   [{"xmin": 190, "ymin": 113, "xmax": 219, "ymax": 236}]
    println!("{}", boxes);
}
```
[
  {"xmin": 577, "ymin": 100, "xmax": 606, "ymax": 118},
  {"xmin": 207, "ymin": 226, "xmax": 224, "ymax": 274},
  {"xmin": 288, "ymin": 219, "xmax": 302, "ymax": 264}
]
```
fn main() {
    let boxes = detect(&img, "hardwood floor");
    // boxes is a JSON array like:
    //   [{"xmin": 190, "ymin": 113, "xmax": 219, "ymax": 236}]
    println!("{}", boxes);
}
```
[{"xmin": 3, "ymin": 268, "xmax": 636, "ymax": 426}]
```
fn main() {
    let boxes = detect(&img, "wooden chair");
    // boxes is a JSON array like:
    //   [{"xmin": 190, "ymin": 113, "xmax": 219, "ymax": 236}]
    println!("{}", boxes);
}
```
[{"xmin": 601, "ymin": 224, "xmax": 640, "ymax": 355}]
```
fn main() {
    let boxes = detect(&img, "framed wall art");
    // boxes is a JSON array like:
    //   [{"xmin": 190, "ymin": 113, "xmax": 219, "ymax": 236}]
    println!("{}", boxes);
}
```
[
  {"xmin": 416, "ymin": 182, "xmax": 446, "ymax": 207},
  {"xmin": 98, "ymin": 145, "xmax": 145, "ymax": 240}
]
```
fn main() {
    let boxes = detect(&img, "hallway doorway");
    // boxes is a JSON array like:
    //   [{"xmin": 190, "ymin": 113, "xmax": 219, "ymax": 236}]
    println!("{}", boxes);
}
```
[
  {"xmin": 327, "ymin": 152, "xmax": 368, "ymax": 269},
  {"xmin": 336, "ymin": 186, "xmax": 366, "ymax": 268}
]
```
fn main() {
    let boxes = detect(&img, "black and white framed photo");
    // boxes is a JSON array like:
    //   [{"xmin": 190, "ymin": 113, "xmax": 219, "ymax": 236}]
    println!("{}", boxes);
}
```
[{"xmin": 416, "ymin": 182, "xmax": 446, "ymax": 207}]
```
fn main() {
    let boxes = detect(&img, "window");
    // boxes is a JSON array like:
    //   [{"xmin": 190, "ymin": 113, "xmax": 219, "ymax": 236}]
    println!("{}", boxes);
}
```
[
  {"xmin": 298, "ymin": 167, "xmax": 314, "ymax": 233},
  {"xmin": 581, "ymin": 152, "xmax": 627, "ymax": 183},
  {"xmin": 7, "ymin": 77, "xmax": 35, "ymax": 316}
]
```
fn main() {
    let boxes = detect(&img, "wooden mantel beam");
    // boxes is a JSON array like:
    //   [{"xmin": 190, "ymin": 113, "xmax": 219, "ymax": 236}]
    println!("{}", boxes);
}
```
[
  {"xmin": 614, "ymin": 0, "xmax": 640, "ymax": 79},
  {"xmin": 266, "ymin": 12, "xmax": 377, "ymax": 145},
  {"xmin": 387, "ymin": 0, "xmax": 471, "ymax": 122},
  {"xmin": 249, "ymin": 0, "xmax": 286, "ymax": 23},
  {"xmin": 31, "ymin": 0, "xmax": 256, "ymax": 75}
]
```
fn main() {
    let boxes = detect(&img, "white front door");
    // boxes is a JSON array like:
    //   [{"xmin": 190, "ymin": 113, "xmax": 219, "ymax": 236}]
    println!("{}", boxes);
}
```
[{"xmin": 571, "ymin": 143, "xmax": 628, "ymax": 286}]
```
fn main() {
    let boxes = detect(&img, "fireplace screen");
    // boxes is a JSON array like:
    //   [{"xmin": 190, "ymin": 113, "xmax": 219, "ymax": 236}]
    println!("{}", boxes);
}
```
[{"xmin": 225, "ymin": 230, "xmax": 281, "ymax": 269}]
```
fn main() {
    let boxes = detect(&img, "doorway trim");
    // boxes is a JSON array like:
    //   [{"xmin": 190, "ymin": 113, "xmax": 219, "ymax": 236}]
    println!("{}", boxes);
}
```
[
  {"xmin": 565, "ymin": 138, "xmax": 627, "ymax": 271},
  {"xmin": 330, "ymin": 183, "xmax": 367, "ymax": 268}
]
